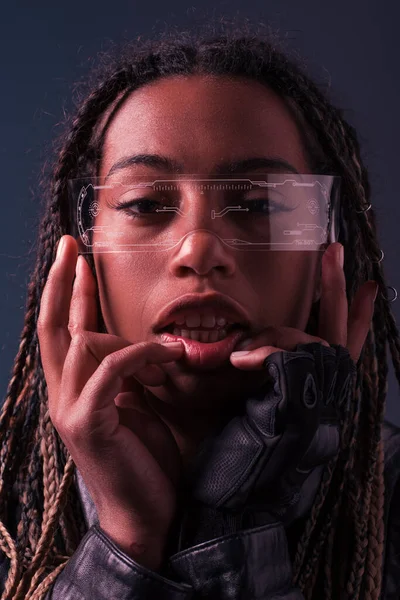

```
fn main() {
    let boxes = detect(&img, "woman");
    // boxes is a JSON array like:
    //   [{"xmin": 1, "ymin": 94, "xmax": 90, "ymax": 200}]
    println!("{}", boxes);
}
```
[{"xmin": 0, "ymin": 22, "xmax": 399, "ymax": 600}]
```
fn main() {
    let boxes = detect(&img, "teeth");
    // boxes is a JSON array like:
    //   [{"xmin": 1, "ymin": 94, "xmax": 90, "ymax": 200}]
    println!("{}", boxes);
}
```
[
  {"xmin": 171, "ymin": 313, "xmax": 229, "ymax": 328},
  {"xmin": 200, "ymin": 331, "xmax": 211, "ymax": 343},
  {"xmin": 185, "ymin": 314, "xmax": 202, "ymax": 328},
  {"xmin": 172, "ymin": 328, "xmax": 228, "ymax": 342},
  {"xmin": 209, "ymin": 330, "xmax": 220, "ymax": 343},
  {"xmin": 202, "ymin": 314, "xmax": 217, "ymax": 328}
]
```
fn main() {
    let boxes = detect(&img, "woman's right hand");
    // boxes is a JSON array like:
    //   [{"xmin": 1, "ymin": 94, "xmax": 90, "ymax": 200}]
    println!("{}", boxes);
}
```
[{"xmin": 37, "ymin": 235, "xmax": 185, "ymax": 570}]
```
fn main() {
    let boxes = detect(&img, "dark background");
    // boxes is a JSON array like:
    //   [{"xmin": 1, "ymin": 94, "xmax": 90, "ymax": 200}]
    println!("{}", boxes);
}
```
[{"xmin": 1, "ymin": 1, "xmax": 399, "ymax": 423}]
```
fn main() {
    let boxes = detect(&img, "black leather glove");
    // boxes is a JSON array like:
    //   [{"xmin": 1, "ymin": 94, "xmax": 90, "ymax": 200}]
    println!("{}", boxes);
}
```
[{"xmin": 183, "ymin": 342, "xmax": 357, "ymax": 530}]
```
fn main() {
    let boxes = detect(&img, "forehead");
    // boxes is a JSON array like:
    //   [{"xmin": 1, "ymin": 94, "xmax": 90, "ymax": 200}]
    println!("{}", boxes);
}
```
[{"xmin": 99, "ymin": 74, "xmax": 311, "ymax": 177}]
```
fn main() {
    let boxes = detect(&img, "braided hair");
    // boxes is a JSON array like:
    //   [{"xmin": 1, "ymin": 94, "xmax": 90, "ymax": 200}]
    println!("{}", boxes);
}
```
[{"xmin": 0, "ymin": 18, "xmax": 398, "ymax": 600}]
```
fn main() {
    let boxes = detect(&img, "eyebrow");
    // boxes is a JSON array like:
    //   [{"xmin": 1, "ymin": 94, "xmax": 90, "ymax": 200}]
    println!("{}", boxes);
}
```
[{"xmin": 105, "ymin": 154, "xmax": 300, "ymax": 180}]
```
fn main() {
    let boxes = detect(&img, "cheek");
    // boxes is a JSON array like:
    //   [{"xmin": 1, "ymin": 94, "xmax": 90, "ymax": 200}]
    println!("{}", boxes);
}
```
[
  {"xmin": 253, "ymin": 254, "xmax": 319, "ymax": 329},
  {"xmin": 94, "ymin": 255, "xmax": 161, "ymax": 339}
]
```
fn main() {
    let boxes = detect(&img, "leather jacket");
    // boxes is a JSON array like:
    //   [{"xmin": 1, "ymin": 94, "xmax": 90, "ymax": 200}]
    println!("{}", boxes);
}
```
[
  {"xmin": 0, "ymin": 421, "xmax": 400, "ymax": 600},
  {"xmin": 0, "ymin": 420, "xmax": 399, "ymax": 599}
]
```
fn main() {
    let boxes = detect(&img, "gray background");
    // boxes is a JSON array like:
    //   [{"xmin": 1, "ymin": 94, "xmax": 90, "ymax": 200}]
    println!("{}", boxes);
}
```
[{"xmin": 1, "ymin": 1, "xmax": 399, "ymax": 423}]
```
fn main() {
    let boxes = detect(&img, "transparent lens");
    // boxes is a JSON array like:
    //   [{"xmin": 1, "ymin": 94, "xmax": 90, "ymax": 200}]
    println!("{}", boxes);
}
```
[{"xmin": 67, "ymin": 173, "xmax": 341, "ymax": 254}]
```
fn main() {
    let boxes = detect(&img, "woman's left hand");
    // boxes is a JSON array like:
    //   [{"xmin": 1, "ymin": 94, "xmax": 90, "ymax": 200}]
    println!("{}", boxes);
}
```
[
  {"xmin": 183, "ymin": 243, "xmax": 378, "ymax": 530},
  {"xmin": 229, "ymin": 242, "xmax": 378, "ymax": 369}
]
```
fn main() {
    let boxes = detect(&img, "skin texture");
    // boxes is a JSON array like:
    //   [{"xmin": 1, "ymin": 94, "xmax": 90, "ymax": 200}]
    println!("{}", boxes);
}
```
[
  {"xmin": 38, "ymin": 75, "xmax": 377, "ymax": 560},
  {"xmin": 92, "ymin": 75, "xmax": 327, "ymax": 460}
]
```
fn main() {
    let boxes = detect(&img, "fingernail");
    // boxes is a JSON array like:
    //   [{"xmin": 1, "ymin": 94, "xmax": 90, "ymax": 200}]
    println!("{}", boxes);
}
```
[
  {"xmin": 235, "ymin": 337, "xmax": 253, "ymax": 351},
  {"xmin": 56, "ymin": 238, "xmax": 65, "ymax": 260},
  {"xmin": 231, "ymin": 350, "xmax": 251, "ymax": 358},
  {"xmin": 162, "ymin": 341, "xmax": 183, "ymax": 348}
]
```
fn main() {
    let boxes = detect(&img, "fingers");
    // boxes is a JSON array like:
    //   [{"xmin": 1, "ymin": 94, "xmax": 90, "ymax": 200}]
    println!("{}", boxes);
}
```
[
  {"xmin": 230, "ymin": 326, "xmax": 330, "ymax": 370},
  {"xmin": 37, "ymin": 235, "xmax": 78, "ymax": 401},
  {"xmin": 53, "ymin": 338, "xmax": 183, "ymax": 434},
  {"xmin": 230, "ymin": 344, "xmax": 285, "ymax": 369},
  {"xmin": 347, "ymin": 280, "xmax": 378, "ymax": 363},
  {"xmin": 38, "ymin": 235, "xmax": 103, "ymax": 403},
  {"xmin": 38, "ymin": 234, "xmax": 185, "ymax": 440},
  {"xmin": 230, "ymin": 241, "xmax": 378, "ymax": 370},
  {"xmin": 317, "ymin": 243, "xmax": 378, "ymax": 364},
  {"xmin": 120, "ymin": 365, "xmax": 168, "ymax": 387},
  {"xmin": 68, "ymin": 254, "xmax": 98, "ymax": 334},
  {"xmin": 318, "ymin": 243, "xmax": 348, "ymax": 347}
]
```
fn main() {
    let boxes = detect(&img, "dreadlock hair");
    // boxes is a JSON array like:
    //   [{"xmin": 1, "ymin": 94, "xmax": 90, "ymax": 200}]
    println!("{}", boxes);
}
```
[{"xmin": 0, "ymin": 16, "xmax": 398, "ymax": 600}]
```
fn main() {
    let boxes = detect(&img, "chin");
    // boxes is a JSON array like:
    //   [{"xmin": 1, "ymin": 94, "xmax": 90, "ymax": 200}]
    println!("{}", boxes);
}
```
[{"xmin": 148, "ymin": 364, "xmax": 258, "ymax": 413}]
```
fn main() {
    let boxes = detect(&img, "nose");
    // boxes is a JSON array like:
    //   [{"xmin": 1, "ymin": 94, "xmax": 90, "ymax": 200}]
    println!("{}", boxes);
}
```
[{"xmin": 168, "ymin": 229, "xmax": 236, "ymax": 278}]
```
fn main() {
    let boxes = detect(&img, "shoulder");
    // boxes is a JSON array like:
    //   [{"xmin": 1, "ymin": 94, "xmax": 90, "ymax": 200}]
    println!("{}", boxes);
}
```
[{"xmin": 381, "ymin": 419, "xmax": 400, "ymax": 600}]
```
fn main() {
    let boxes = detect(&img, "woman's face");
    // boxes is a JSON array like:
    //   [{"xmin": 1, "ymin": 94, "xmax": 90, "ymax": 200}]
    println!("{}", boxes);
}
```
[{"xmin": 93, "ymin": 75, "xmax": 322, "ymax": 412}]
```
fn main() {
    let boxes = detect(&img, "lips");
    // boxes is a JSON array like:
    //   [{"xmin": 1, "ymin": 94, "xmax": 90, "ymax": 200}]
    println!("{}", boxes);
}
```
[
  {"xmin": 158, "ymin": 327, "xmax": 250, "ymax": 370},
  {"xmin": 153, "ymin": 293, "xmax": 251, "ymax": 333}
]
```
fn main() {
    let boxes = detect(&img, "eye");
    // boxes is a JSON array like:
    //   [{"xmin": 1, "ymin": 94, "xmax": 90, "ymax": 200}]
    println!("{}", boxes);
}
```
[
  {"xmin": 110, "ymin": 195, "xmax": 295, "ymax": 220},
  {"xmin": 112, "ymin": 198, "xmax": 166, "ymax": 219},
  {"xmin": 240, "ymin": 197, "xmax": 293, "ymax": 214},
  {"xmin": 243, "ymin": 198, "xmax": 275, "ymax": 212}
]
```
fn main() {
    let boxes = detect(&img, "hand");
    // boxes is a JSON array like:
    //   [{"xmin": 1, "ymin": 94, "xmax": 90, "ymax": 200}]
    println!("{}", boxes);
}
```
[
  {"xmin": 37, "ymin": 235, "xmax": 184, "ymax": 569},
  {"xmin": 183, "ymin": 243, "xmax": 378, "ymax": 527}
]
